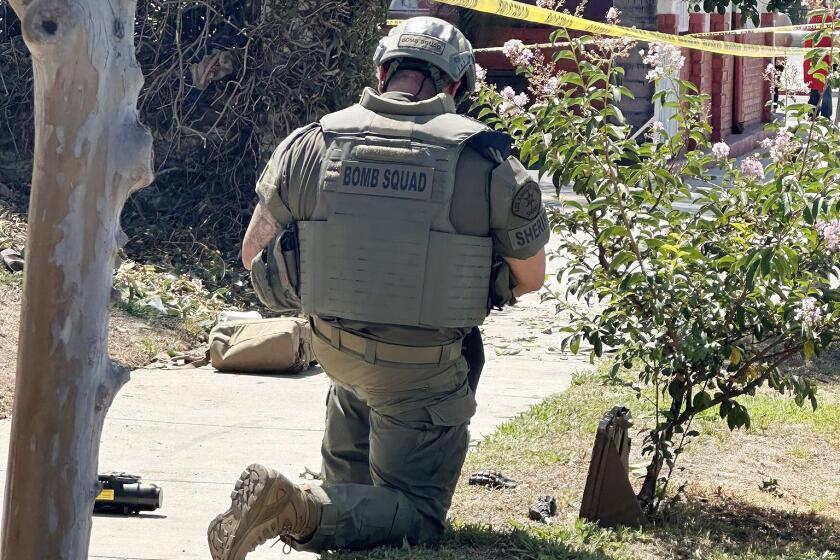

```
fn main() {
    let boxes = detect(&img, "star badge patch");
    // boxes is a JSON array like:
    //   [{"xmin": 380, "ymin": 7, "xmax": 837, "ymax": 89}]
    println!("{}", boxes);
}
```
[{"xmin": 511, "ymin": 183, "xmax": 541, "ymax": 220}]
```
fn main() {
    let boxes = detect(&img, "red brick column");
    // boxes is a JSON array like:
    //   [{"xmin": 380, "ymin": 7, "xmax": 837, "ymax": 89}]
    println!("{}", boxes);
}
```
[
  {"xmin": 710, "ymin": 13, "xmax": 733, "ymax": 141},
  {"xmin": 732, "ymin": 13, "xmax": 774, "ymax": 132},
  {"xmin": 733, "ymin": 16, "xmax": 746, "ymax": 132},
  {"xmin": 761, "ymin": 12, "xmax": 775, "ymax": 122},
  {"xmin": 688, "ymin": 14, "xmax": 712, "ymax": 95}
]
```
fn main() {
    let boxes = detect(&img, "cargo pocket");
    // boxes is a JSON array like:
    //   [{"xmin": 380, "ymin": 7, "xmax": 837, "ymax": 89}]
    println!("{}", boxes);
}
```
[
  {"xmin": 249, "ymin": 234, "xmax": 301, "ymax": 313},
  {"xmin": 250, "ymin": 250, "xmax": 276, "ymax": 308},
  {"xmin": 426, "ymin": 386, "xmax": 476, "ymax": 427}
]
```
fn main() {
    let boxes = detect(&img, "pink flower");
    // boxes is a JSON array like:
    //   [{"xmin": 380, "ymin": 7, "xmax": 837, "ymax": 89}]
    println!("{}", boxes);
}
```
[
  {"xmin": 712, "ymin": 142, "xmax": 730, "ymax": 159},
  {"xmin": 760, "ymin": 128, "xmax": 797, "ymax": 163},
  {"xmin": 513, "ymin": 92, "xmax": 530, "ymax": 108},
  {"xmin": 818, "ymin": 218, "xmax": 840, "ymax": 251},
  {"xmin": 503, "ymin": 39, "xmax": 534, "ymax": 67},
  {"xmin": 475, "ymin": 64, "xmax": 487, "ymax": 91},
  {"xmin": 642, "ymin": 43, "xmax": 685, "ymax": 82},
  {"xmin": 739, "ymin": 156, "xmax": 765, "ymax": 180},
  {"xmin": 541, "ymin": 76, "xmax": 560, "ymax": 97},
  {"xmin": 498, "ymin": 87, "xmax": 528, "ymax": 115},
  {"xmin": 606, "ymin": 7, "xmax": 621, "ymax": 24},
  {"xmin": 648, "ymin": 120, "xmax": 666, "ymax": 142},
  {"xmin": 763, "ymin": 62, "xmax": 777, "ymax": 82},
  {"xmin": 795, "ymin": 297, "xmax": 822, "ymax": 328}
]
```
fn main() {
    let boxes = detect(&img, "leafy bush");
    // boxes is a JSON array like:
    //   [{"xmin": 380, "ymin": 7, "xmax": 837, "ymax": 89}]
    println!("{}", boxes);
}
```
[
  {"xmin": 473, "ymin": 10, "xmax": 840, "ymax": 514},
  {"xmin": 0, "ymin": 0, "xmax": 387, "ymax": 270}
]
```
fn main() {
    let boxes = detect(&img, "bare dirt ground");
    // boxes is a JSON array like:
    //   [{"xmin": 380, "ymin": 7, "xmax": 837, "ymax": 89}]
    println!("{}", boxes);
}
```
[{"xmin": 0, "ymin": 279, "xmax": 201, "ymax": 419}]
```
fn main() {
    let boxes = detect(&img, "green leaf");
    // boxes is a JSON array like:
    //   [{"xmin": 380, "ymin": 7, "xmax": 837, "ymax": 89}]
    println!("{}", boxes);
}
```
[
  {"xmin": 610, "ymin": 251, "xmax": 636, "ymax": 272},
  {"xmin": 692, "ymin": 391, "xmax": 713, "ymax": 411},
  {"xmin": 746, "ymin": 259, "xmax": 761, "ymax": 291},
  {"xmin": 559, "ymin": 73, "xmax": 585, "ymax": 88},
  {"xmin": 596, "ymin": 225, "xmax": 628, "ymax": 244},
  {"xmin": 593, "ymin": 334, "xmax": 603, "ymax": 357},
  {"xmin": 760, "ymin": 248, "xmax": 773, "ymax": 277}
]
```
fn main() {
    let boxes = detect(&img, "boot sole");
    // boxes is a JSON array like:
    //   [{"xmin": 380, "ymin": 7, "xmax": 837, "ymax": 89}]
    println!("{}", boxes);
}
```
[{"xmin": 208, "ymin": 463, "xmax": 285, "ymax": 560}]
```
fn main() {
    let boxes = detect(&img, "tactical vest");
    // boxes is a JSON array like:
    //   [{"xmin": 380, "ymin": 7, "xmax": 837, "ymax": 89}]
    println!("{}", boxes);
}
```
[{"xmin": 298, "ymin": 101, "xmax": 493, "ymax": 328}]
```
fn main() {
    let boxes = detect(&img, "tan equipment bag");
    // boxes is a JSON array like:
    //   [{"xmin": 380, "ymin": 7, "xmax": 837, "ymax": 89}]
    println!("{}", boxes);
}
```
[{"xmin": 208, "ymin": 317, "xmax": 315, "ymax": 374}]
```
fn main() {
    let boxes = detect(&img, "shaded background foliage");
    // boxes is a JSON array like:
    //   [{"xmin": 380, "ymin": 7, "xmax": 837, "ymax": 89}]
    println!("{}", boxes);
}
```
[{"xmin": 0, "ymin": 0, "xmax": 386, "ymax": 287}]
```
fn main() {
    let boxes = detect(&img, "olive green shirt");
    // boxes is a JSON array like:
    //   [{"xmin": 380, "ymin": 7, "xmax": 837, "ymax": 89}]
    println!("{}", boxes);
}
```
[{"xmin": 255, "ymin": 88, "xmax": 549, "ymax": 345}]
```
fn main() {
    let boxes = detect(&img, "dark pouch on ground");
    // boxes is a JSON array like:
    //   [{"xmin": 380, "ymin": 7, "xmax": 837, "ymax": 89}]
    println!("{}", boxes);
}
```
[
  {"xmin": 250, "ymin": 223, "xmax": 301, "ymax": 312},
  {"xmin": 463, "ymin": 326, "xmax": 485, "ymax": 395}
]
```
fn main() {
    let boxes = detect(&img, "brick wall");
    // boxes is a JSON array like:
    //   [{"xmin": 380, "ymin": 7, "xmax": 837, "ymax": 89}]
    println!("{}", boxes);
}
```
[
  {"xmin": 709, "ymin": 14, "xmax": 734, "ymax": 141},
  {"xmin": 733, "ymin": 16, "xmax": 770, "ymax": 131},
  {"xmin": 657, "ymin": 9, "xmax": 774, "ymax": 144},
  {"xmin": 615, "ymin": 0, "xmax": 658, "ymax": 131},
  {"xmin": 688, "ymin": 14, "xmax": 712, "ymax": 95},
  {"xmin": 761, "ymin": 12, "xmax": 775, "ymax": 122}
]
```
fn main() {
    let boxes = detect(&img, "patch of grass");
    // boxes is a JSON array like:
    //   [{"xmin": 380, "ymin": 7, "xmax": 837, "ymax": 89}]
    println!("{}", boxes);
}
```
[
  {"xmin": 466, "ymin": 371, "xmax": 635, "ymax": 470},
  {"xmin": 651, "ymin": 494, "xmax": 840, "ymax": 560},
  {"xmin": 692, "ymin": 387, "xmax": 840, "ymax": 446},
  {"xmin": 328, "ymin": 367, "xmax": 840, "ymax": 560},
  {"xmin": 139, "ymin": 337, "xmax": 163, "ymax": 357},
  {"xmin": 787, "ymin": 445, "xmax": 813, "ymax": 461},
  {"xmin": 0, "ymin": 268, "xmax": 21, "ymax": 289},
  {"xmin": 324, "ymin": 520, "xmax": 635, "ymax": 560}
]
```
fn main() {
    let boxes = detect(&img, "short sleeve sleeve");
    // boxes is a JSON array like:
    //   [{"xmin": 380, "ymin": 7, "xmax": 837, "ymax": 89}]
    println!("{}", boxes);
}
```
[
  {"xmin": 255, "ymin": 123, "xmax": 325, "ymax": 225},
  {"xmin": 489, "ymin": 156, "xmax": 550, "ymax": 259}
]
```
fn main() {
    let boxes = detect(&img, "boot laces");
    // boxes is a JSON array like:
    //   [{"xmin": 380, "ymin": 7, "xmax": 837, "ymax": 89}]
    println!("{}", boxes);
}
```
[{"xmin": 269, "ymin": 536, "xmax": 293, "ymax": 555}]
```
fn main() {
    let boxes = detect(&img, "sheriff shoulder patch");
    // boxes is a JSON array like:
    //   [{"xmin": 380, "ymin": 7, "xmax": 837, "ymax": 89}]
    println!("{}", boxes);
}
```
[{"xmin": 511, "ymin": 182, "xmax": 541, "ymax": 220}]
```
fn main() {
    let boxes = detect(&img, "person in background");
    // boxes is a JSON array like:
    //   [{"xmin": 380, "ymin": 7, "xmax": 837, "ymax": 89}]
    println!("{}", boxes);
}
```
[{"xmin": 803, "ymin": 12, "xmax": 835, "ymax": 118}]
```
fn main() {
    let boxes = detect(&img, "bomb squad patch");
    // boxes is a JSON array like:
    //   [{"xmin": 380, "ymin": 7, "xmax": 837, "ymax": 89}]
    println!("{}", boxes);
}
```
[
  {"xmin": 335, "ymin": 161, "xmax": 433, "ymax": 201},
  {"xmin": 511, "ymin": 182, "xmax": 541, "ymax": 220}
]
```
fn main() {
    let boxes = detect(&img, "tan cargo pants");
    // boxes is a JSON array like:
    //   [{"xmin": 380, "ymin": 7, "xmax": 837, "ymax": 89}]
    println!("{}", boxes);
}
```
[{"xmin": 294, "ymin": 334, "xmax": 476, "ymax": 551}]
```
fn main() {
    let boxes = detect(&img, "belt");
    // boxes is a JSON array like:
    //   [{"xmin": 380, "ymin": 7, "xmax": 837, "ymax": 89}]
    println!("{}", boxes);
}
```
[{"xmin": 311, "ymin": 316, "xmax": 463, "ymax": 366}]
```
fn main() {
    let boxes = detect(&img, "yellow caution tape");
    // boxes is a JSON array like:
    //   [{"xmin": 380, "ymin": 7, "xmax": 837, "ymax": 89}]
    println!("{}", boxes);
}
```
[
  {"xmin": 431, "ymin": 0, "xmax": 820, "ymax": 57},
  {"xmin": 386, "ymin": 19, "xmax": 406, "ymax": 26},
  {"xmin": 689, "ymin": 22, "xmax": 837, "ymax": 38}
]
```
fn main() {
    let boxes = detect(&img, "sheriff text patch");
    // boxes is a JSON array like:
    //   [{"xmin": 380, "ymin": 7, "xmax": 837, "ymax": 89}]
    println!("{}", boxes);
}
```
[{"xmin": 509, "ymin": 211, "xmax": 549, "ymax": 248}]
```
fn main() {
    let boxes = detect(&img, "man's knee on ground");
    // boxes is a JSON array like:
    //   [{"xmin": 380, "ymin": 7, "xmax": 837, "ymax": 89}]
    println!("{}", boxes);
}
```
[{"xmin": 308, "ymin": 484, "xmax": 446, "ymax": 550}]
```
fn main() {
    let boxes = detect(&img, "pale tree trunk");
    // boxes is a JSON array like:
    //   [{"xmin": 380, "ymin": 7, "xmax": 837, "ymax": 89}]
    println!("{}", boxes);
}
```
[{"xmin": 1, "ymin": 0, "xmax": 153, "ymax": 558}]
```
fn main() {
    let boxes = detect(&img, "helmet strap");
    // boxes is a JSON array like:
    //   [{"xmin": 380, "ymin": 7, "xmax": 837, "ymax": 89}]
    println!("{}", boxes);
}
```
[
  {"xmin": 427, "ymin": 66, "xmax": 448, "ymax": 96},
  {"xmin": 382, "ymin": 59, "xmax": 450, "ymax": 98}
]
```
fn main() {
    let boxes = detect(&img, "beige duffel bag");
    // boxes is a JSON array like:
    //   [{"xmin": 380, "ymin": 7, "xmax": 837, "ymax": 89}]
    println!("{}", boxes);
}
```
[{"xmin": 208, "ymin": 317, "xmax": 315, "ymax": 373}]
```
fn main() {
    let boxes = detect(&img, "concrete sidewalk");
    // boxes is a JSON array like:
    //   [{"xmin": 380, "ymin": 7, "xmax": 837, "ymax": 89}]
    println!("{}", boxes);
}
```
[{"xmin": 0, "ymin": 234, "xmax": 591, "ymax": 559}]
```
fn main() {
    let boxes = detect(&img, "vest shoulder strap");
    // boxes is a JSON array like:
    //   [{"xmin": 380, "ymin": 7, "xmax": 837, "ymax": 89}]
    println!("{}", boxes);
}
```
[{"xmin": 320, "ymin": 103, "xmax": 490, "ymax": 146}]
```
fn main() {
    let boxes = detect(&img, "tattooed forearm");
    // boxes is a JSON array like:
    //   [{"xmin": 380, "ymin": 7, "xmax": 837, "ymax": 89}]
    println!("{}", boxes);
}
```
[{"xmin": 242, "ymin": 203, "xmax": 281, "ymax": 269}]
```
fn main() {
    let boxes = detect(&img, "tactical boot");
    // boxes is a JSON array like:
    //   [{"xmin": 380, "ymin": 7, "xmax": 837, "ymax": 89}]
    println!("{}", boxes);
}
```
[{"xmin": 207, "ymin": 463, "xmax": 321, "ymax": 560}]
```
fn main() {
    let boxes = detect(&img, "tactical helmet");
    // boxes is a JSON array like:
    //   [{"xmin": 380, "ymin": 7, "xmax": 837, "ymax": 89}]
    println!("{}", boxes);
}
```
[{"xmin": 374, "ymin": 17, "xmax": 476, "ymax": 103}]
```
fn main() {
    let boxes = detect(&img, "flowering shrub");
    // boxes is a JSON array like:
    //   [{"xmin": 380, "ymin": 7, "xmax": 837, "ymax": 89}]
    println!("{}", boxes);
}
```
[{"xmin": 473, "ymin": 11, "xmax": 840, "ymax": 515}]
